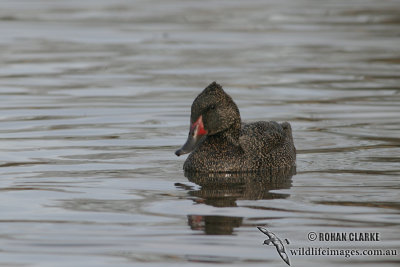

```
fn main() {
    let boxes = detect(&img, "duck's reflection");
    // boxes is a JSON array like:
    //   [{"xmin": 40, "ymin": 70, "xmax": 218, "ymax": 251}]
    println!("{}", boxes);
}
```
[{"xmin": 176, "ymin": 167, "xmax": 296, "ymax": 235}]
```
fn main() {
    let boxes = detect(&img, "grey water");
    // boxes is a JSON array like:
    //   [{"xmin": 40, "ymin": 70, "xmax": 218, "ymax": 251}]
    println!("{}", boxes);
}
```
[{"xmin": 0, "ymin": 0, "xmax": 399, "ymax": 266}]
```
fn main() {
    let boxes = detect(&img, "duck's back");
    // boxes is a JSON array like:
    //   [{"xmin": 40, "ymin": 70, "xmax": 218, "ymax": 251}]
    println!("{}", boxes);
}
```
[{"xmin": 240, "ymin": 121, "xmax": 296, "ymax": 169}]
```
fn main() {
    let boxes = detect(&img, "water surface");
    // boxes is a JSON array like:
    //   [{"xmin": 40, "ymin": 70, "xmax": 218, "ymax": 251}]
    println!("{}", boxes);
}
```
[{"xmin": 1, "ymin": 0, "xmax": 400, "ymax": 266}]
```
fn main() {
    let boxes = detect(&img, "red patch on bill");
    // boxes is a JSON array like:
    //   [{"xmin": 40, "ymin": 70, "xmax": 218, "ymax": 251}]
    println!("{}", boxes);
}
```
[{"xmin": 191, "ymin": 115, "xmax": 208, "ymax": 136}]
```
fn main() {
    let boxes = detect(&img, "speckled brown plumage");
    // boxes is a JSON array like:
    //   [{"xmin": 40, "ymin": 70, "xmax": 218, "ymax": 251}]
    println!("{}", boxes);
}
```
[{"xmin": 176, "ymin": 82, "xmax": 296, "ymax": 172}]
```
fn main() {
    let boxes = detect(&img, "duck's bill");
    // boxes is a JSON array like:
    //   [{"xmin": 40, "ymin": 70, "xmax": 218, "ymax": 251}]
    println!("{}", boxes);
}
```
[
  {"xmin": 175, "ymin": 134, "xmax": 203, "ymax": 156},
  {"xmin": 175, "ymin": 115, "xmax": 207, "ymax": 156}
]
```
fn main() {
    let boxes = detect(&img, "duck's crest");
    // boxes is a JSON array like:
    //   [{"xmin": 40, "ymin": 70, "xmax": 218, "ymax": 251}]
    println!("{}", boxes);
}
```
[{"xmin": 204, "ymin": 81, "xmax": 223, "ymax": 94}]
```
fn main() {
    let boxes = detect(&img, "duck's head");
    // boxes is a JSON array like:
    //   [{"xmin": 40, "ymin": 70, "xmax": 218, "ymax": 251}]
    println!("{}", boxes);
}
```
[{"xmin": 175, "ymin": 82, "xmax": 240, "ymax": 156}]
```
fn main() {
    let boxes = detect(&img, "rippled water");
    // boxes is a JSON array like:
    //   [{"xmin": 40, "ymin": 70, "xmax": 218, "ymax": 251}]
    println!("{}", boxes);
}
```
[{"xmin": 1, "ymin": 0, "xmax": 400, "ymax": 266}]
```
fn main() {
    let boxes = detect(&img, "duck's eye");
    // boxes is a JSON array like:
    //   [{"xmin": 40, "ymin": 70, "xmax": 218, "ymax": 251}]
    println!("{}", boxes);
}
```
[{"xmin": 209, "ymin": 104, "xmax": 216, "ymax": 110}]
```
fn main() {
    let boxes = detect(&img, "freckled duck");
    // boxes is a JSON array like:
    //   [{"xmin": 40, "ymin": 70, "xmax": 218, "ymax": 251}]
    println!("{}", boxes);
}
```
[{"xmin": 175, "ymin": 82, "xmax": 296, "ymax": 172}]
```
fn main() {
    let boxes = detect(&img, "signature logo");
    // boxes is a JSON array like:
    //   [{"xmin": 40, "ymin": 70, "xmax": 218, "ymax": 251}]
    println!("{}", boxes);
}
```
[{"xmin": 257, "ymin": 226, "xmax": 290, "ymax": 266}]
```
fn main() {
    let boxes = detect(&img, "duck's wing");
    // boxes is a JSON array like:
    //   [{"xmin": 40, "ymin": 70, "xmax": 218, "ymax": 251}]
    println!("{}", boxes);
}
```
[{"xmin": 240, "ymin": 121, "xmax": 290, "ymax": 153}]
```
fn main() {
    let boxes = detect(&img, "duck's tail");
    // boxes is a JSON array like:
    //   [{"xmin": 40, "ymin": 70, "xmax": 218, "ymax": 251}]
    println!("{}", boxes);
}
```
[{"xmin": 281, "ymin": 122, "xmax": 296, "ymax": 156}]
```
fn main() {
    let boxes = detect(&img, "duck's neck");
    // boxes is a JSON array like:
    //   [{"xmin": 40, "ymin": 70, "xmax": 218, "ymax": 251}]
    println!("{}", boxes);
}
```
[{"xmin": 208, "ymin": 118, "xmax": 241, "ymax": 147}]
